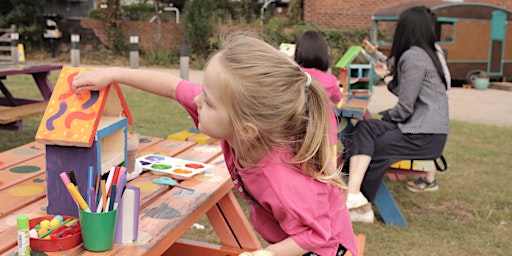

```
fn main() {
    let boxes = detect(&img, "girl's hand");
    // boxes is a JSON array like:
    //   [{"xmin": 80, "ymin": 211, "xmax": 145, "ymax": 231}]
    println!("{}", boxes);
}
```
[{"xmin": 71, "ymin": 69, "xmax": 115, "ymax": 98}]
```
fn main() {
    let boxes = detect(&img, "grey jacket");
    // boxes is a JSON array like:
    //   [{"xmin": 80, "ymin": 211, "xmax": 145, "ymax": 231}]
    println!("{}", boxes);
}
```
[{"xmin": 388, "ymin": 46, "xmax": 450, "ymax": 134}]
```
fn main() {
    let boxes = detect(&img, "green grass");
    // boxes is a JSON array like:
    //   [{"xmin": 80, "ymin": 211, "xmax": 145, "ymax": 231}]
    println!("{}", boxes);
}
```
[{"xmin": 1, "ymin": 70, "xmax": 511, "ymax": 255}]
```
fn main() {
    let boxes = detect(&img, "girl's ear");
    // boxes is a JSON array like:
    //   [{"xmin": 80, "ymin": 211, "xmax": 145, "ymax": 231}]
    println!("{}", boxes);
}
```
[{"xmin": 241, "ymin": 122, "xmax": 259, "ymax": 140}]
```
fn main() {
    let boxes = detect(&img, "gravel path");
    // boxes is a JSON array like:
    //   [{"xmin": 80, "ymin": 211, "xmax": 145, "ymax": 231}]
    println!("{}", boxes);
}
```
[{"xmin": 368, "ymin": 85, "xmax": 512, "ymax": 127}]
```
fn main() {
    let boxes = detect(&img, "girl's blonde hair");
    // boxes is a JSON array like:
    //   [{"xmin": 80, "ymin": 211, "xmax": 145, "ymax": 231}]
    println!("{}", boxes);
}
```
[{"xmin": 207, "ymin": 31, "xmax": 346, "ymax": 189}]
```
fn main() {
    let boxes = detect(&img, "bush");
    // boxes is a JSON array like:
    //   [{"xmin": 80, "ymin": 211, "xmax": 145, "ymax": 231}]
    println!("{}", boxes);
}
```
[
  {"xmin": 142, "ymin": 43, "xmax": 179, "ymax": 67},
  {"xmin": 121, "ymin": 3, "xmax": 154, "ymax": 21},
  {"xmin": 262, "ymin": 19, "xmax": 369, "ymax": 78}
]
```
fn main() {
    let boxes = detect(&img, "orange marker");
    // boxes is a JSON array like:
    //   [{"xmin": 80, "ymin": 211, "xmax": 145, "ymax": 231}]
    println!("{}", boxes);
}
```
[
  {"xmin": 67, "ymin": 183, "xmax": 90, "ymax": 212},
  {"xmin": 101, "ymin": 180, "xmax": 107, "ymax": 213}
]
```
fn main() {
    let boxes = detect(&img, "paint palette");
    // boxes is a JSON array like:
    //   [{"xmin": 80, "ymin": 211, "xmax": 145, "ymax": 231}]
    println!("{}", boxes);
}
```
[{"xmin": 136, "ymin": 154, "xmax": 212, "ymax": 179}]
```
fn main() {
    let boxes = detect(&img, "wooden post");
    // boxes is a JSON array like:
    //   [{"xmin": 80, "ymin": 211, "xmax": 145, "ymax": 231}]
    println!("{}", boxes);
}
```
[
  {"xmin": 180, "ymin": 37, "xmax": 189, "ymax": 80},
  {"xmin": 71, "ymin": 34, "xmax": 80, "ymax": 67},
  {"xmin": 129, "ymin": 35, "xmax": 139, "ymax": 69},
  {"xmin": 10, "ymin": 32, "xmax": 19, "ymax": 64}
]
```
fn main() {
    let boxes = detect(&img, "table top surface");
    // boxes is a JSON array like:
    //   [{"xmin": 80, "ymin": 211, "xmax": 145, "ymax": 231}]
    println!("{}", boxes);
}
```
[
  {"xmin": 0, "ymin": 63, "xmax": 62, "ymax": 76},
  {"xmin": 0, "ymin": 136, "xmax": 240, "ymax": 255}
]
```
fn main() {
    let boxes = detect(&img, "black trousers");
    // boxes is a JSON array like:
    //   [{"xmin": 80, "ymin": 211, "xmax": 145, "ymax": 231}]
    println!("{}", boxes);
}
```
[{"xmin": 342, "ymin": 119, "xmax": 447, "ymax": 201}]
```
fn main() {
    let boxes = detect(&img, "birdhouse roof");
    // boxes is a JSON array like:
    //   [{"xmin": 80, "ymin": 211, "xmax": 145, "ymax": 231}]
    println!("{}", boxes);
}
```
[
  {"xmin": 335, "ymin": 46, "xmax": 372, "ymax": 69},
  {"xmin": 35, "ymin": 66, "xmax": 133, "ymax": 147}
]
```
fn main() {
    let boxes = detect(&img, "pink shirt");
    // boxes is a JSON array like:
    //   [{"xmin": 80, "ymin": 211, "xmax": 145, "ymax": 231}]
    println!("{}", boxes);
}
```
[
  {"xmin": 176, "ymin": 80, "xmax": 357, "ymax": 256},
  {"xmin": 302, "ymin": 68, "xmax": 343, "ymax": 146}
]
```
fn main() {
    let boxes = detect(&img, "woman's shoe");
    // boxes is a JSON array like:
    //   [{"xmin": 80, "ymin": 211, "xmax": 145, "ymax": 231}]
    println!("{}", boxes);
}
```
[
  {"xmin": 346, "ymin": 192, "xmax": 369, "ymax": 209},
  {"xmin": 406, "ymin": 177, "xmax": 439, "ymax": 192},
  {"xmin": 350, "ymin": 209, "xmax": 374, "ymax": 223}
]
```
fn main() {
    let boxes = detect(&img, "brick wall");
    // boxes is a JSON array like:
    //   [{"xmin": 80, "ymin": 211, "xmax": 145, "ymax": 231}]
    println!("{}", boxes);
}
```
[
  {"xmin": 304, "ymin": 0, "xmax": 512, "ymax": 30},
  {"xmin": 81, "ymin": 19, "xmax": 181, "ymax": 53}
]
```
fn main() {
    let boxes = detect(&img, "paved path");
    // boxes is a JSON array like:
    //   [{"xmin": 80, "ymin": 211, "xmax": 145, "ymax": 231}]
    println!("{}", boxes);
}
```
[{"xmin": 368, "ymin": 85, "xmax": 512, "ymax": 127}]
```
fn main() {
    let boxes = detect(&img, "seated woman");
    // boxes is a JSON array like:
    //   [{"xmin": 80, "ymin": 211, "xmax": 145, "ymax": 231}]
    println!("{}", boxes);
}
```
[{"xmin": 342, "ymin": 6, "xmax": 450, "ymax": 223}]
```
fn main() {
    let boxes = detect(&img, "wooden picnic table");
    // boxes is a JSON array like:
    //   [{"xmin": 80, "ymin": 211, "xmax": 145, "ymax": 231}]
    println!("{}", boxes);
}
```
[
  {"xmin": 0, "ymin": 64, "xmax": 62, "ymax": 130},
  {"xmin": 0, "ymin": 136, "xmax": 262, "ymax": 255}
]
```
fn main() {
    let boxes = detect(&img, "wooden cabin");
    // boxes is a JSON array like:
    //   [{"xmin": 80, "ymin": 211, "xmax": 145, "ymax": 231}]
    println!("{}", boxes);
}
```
[{"xmin": 369, "ymin": 1, "xmax": 512, "ymax": 84}]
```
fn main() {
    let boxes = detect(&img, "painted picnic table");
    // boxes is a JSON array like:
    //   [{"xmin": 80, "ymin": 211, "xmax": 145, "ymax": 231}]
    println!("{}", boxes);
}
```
[
  {"xmin": 0, "ymin": 64, "xmax": 62, "ymax": 130},
  {"xmin": 0, "ymin": 136, "xmax": 262, "ymax": 255}
]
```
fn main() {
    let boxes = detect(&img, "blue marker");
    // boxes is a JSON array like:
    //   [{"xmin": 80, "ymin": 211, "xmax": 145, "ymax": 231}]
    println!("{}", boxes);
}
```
[{"xmin": 87, "ymin": 166, "xmax": 94, "ymax": 206}]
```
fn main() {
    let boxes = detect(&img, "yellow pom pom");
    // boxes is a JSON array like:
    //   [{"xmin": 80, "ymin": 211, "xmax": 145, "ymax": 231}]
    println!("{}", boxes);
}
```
[
  {"xmin": 50, "ymin": 218, "xmax": 60, "ymax": 228},
  {"xmin": 40, "ymin": 220, "xmax": 50, "ymax": 229}
]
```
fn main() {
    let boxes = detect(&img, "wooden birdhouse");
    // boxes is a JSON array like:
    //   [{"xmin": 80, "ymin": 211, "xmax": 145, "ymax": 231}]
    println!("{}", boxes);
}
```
[
  {"xmin": 35, "ymin": 66, "xmax": 133, "ymax": 217},
  {"xmin": 335, "ymin": 46, "xmax": 377, "ymax": 96}
]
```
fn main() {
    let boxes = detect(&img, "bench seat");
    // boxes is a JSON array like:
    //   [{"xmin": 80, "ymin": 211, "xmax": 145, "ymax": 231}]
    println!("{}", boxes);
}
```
[
  {"xmin": 386, "ymin": 159, "xmax": 435, "ymax": 181},
  {"xmin": 0, "ymin": 101, "xmax": 48, "ymax": 124}
]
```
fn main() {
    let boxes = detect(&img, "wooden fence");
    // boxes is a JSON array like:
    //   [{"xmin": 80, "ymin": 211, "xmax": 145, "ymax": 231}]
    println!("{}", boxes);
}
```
[{"xmin": 0, "ymin": 25, "xmax": 16, "ymax": 62}]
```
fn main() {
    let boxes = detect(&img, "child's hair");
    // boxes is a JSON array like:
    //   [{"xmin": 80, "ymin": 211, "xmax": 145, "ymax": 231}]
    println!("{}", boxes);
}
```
[
  {"xmin": 206, "ymin": 31, "xmax": 346, "ymax": 189},
  {"xmin": 294, "ymin": 30, "xmax": 330, "ymax": 72}
]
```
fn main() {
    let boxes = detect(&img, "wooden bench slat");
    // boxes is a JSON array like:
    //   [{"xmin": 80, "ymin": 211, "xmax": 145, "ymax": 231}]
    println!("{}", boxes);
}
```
[{"xmin": 0, "ymin": 101, "xmax": 48, "ymax": 124}]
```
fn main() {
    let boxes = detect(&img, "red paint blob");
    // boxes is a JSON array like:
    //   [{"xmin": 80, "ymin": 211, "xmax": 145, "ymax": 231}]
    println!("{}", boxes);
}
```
[{"xmin": 185, "ymin": 163, "xmax": 204, "ymax": 169}]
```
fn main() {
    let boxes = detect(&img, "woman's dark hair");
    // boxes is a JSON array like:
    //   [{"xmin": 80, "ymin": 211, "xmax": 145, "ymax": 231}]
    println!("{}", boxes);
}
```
[
  {"xmin": 294, "ymin": 30, "xmax": 330, "ymax": 72},
  {"xmin": 389, "ymin": 6, "xmax": 447, "ymax": 88}
]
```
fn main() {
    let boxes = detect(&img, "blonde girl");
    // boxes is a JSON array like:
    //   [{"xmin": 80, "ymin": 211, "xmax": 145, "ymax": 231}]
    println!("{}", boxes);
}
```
[{"xmin": 73, "ymin": 31, "xmax": 357, "ymax": 256}]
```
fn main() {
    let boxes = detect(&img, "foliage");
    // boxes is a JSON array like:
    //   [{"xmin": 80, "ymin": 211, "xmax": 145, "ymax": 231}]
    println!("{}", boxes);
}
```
[
  {"xmin": 142, "ymin": 43, "xmax": 179, "ymax": 66},
  {"xmin": 98, "ymin": 0, "xmax": 129, "ymax": 56},
  {"xmin": 287, "ymin": 0, "xmax": 302, "ymax": 25},
  {"xmin": 478, "ymin": 71, "xmax": 489, "ymax": 78},
  {"xmin": 121, "ymin": 3, "xmax": 155, "ymax": 21},
  {"xmin": 182, "ymin": 0, "xmax": 221, "ymax": 60},
  {"xmin": 262, "ymin": 19, "xmax": 369, "ymax": 77},
  {"xmin": 0, "ymin": 0, "xmax": 45, "ymax": 51},
  {"xmin": 88, "ymin": 8, "xmax": 102, "ymax": 19}
]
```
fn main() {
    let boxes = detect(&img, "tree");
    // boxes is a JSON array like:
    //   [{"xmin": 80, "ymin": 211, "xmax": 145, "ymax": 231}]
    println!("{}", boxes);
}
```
[
  {"xmin": 100, "ymin": 0, "xmax": 127, "ymax": 55},
  {"xmin": 0, "ymin": 0, "xmax": 46, "ymax": 51},
  {"xmin": 183, "ymin": 0, "xmax": 222, "ymax": 60}
]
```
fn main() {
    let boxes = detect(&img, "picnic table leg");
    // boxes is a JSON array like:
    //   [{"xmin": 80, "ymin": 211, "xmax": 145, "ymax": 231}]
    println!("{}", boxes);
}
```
[
  {"xmin": 373, "ymin": 180, "xmax": 408, "ymax": 227},
  {"xmin": 206, "ymin": 191, "xmax": 261, "ymax": 250},
  {"xmin": 165, "ymin": 191, "xmax": 261, "ymax": 256},
  {"xmin": 32, "ymin": 72, "xmax": 53, "ymax": 100},
  {"xmin": 0, "ymin": 80, "xmax": 18, "ymax": 106}
]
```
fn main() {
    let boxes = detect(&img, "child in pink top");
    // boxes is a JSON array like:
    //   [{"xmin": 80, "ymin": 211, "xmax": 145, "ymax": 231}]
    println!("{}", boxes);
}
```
[
  {"xmin": 72, "ymin": 32, "xmax": 357, "ymax": 256},
  {"xmin": 295, "ymin": 30, "xmax": 343, "ymax": 166}
]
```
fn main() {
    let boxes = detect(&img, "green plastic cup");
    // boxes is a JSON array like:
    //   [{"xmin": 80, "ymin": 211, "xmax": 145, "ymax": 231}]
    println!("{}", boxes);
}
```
[{"xmin": 79, "ymin": 208, "xmax": 118, "ymax": 252}]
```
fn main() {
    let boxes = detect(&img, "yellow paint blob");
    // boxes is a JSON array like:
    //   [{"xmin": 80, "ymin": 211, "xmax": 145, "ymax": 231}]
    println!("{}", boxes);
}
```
[{"xmin": 9, "ymin": 186, "xmax": 44, "ymax": 196}]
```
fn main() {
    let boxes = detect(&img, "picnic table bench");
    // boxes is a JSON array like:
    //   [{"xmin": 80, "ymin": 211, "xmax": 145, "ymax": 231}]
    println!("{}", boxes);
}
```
[{"xmin": 0, "ymin": 64, "xmax": 62, "ymax": 130}]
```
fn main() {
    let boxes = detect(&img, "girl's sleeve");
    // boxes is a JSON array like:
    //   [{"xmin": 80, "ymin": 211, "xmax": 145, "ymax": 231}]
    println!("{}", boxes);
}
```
[
  {"xmin": 175, "ymin": 80, "xmax": 202, "ymax": 127},
  {"xmin": 259, "ymin": 172, "xmax": 334, "ymax": 251},
  {"xmin": 328, "ymin": 75, "xmax": 343, "ymax": 104}
]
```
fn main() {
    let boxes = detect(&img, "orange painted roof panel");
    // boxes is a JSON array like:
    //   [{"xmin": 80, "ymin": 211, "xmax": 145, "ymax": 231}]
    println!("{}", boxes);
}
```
[{"xmin": 35, "ymin": 66, "xmax": 132, "ymax": 147}]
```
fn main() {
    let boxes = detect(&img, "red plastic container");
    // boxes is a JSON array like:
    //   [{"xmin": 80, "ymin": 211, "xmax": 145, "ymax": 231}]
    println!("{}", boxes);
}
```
[{"xmin": 29, "ymin": 215, "xmax": 82, "ymax": 252}]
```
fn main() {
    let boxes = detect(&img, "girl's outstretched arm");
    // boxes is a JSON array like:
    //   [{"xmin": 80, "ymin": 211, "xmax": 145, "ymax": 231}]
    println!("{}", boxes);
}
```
[
  {"xmin": 72, "ymin": 67, "xmax": 183, "ymax": 99},
  {"xmin": 265, "ymin": 237, "xmax": 308, "ymax": 255}
]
